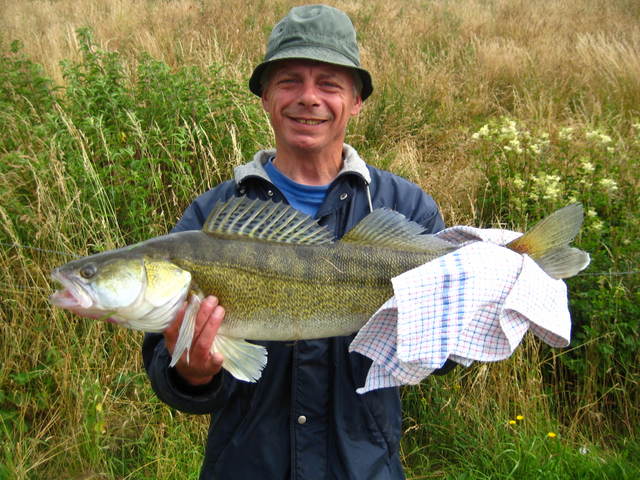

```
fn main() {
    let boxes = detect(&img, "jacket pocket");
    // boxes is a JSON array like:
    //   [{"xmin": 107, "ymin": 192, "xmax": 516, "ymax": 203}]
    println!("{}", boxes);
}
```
[
  {"xmin": 360, "ymin": 389, "xmax": 402, "ymax": 456},
  {"xmin": 345, "ymin": 350, "xmax": 402, "ymax": 456}
]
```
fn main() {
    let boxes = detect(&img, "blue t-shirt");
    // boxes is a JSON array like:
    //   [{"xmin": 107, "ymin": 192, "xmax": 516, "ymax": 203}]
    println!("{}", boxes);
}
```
[{"xmin": 263, "ymin": 159, "xmax": 330, "ymax": 218}]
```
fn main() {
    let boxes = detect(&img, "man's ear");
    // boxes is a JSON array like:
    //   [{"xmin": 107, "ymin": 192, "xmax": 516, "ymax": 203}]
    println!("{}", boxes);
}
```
[{"xmin": 350, "ymin": 95, "xmax": 363, "ymax": 116}]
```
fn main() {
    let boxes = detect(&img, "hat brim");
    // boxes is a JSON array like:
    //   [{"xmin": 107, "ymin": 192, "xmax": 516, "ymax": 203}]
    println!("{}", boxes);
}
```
[{"xmin": 249, "ymin": 46, "xmax": 373, "ymax": 100}]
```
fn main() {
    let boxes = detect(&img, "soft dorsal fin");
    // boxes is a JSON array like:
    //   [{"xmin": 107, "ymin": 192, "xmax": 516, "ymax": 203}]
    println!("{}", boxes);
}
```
[
  {"xmin": 341, "ymin": 208, "xmax": 455, "ymax": 253},
  {"xmin": 203, "ymin": 197, "xmax": 334, "ymax": 245}
]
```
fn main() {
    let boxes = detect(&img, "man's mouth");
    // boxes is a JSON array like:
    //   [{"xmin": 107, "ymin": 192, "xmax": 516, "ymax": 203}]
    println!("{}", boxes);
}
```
[{"xmin": 291, "ymin": 117, "xmax": 326, "ymax": 125}]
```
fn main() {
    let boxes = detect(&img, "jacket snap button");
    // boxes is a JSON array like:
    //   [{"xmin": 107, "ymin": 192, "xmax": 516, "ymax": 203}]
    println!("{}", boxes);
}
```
[
  {"xmin": 339, "ymin": 193, "xmax": 348, "ymax": 200},
  {"xmin": 267, "ymin": 190, "xmax": 274, "ymax": 197},
  {"xmin": 297, "ymin": 415, "xmax": 307, "ymax": 424}
]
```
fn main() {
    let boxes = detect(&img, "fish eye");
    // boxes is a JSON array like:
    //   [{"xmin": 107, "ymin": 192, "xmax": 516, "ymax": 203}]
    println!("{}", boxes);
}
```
[{"xmin": 79, "ymin": 264, "xmax": 97, "ymax": 279}]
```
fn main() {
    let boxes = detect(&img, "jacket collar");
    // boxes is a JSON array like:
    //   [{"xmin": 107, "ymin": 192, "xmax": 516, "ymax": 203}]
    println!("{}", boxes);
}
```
[{"xmin": 233, "ymin": 144, "xmax": 371, "ymax": 186}]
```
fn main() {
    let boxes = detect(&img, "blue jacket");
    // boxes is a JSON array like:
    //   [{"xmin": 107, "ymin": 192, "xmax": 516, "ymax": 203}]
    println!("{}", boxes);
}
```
[{"xmin": 143, "ymin": 145, "xmax": 448, "ymax": 479}]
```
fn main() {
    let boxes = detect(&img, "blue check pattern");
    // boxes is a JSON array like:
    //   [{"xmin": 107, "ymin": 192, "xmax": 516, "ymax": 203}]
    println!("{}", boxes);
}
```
[{"xmin": 349, "ymin": 226, "xmax": 571, "ymax": 394}]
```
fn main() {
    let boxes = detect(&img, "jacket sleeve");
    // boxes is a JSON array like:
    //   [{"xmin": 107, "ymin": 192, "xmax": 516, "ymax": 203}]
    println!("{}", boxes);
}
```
[
  {"xmin": 366, "ymin": 166, "xmax": 445, "ymax": 235},
  {"xmin": 406, "ymin": 188, "xmax": 445, "ymax": 234},
  {"xmin": 142, "ymin": 333, "xmax": 232, "ymax": 414},
  {"xmin": 142, "ymin": 182, "xmax": 238, "ymax": 414}
]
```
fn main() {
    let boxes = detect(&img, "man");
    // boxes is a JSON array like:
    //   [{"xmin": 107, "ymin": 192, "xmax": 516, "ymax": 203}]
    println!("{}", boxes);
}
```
[{"xmin": 143, "ymin": 5, "xmax": 449, "ymax": 479}]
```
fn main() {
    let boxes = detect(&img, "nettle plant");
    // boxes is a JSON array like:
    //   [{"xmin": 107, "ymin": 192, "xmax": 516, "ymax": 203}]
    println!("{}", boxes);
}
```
[{"xmin": 470, "ymin": 117, "xmax": 639, "ymax": 425}]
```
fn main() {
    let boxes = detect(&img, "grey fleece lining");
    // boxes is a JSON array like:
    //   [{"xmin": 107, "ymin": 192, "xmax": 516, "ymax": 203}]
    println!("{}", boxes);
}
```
[{"xmin": 233, "ymin": 144, "xmax": 372, "ymax": 186}]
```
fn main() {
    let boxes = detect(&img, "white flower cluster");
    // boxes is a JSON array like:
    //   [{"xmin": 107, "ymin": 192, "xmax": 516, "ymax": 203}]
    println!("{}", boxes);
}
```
[
  {"xmin": 529, "ymin": 173, "xmax": 563, "ymax": 201},
  {"xmin": 529, "ymin": 133, "xmax": 550, "ymax": 155},
  {"xmin": 558, "ymin": 127, "xmax": 574, "ymax": 141},
  {"xmin": 583, "ymin": 208, "xmax": 604, "ymax": 232},
  {"xmin": 599, "ymin": 178, "xmax": 619, "ymax": 193},
  {"xmin": 471, "ymin": 117, "xmax": 549, "ymax": 156},
  {"xmin": 498, "ymin": 119, "xmax": 524, "ymax": 153},
  {"xmin": 585, "ymin": 129, "xmax": 613, "ymax": 144},
  {"xmin": 579, "ymin": 158, "xmax": 596, "ymax": 174},
  {"xmin": 471, "ymin": 124, "xmax": 490, "ymax": 140}
]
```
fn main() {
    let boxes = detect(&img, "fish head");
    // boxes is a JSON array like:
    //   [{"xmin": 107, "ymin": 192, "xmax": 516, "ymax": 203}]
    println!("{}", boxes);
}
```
[{"xmin": 50, "ymin": 251, "xmax": 192, "ymax": 332}]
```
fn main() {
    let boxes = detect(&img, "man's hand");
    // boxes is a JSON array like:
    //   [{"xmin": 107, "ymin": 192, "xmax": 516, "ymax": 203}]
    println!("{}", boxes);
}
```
[{"xmin": 164, "ymin": 295, "xmax": 225, "ymax": 386}]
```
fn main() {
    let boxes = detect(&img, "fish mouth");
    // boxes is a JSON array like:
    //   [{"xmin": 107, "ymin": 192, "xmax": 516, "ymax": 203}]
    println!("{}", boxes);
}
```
[{"xmin": 49, "ymin": 269, "xmax": 94, "ymax": 310}]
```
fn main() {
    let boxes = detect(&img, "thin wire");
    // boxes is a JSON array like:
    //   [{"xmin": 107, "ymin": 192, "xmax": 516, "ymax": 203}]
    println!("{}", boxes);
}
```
[
  {"xmin": 0, "ymin": 242, "xmax": 78, "ymax": 258},
  {"xmin": 577, "ymin": 270, "xmax": 639, "ymax": 277}
]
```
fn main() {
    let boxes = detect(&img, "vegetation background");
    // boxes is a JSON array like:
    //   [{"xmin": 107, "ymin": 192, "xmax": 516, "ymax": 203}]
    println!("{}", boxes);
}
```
[{"xmin": 1, "ymin": 0, "xmax": 638, "ymax": 478}]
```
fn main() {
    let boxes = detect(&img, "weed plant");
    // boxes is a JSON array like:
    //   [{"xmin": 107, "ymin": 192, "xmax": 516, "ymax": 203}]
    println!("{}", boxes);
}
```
[{"xmin": 1, "ymin": 0, "xmax": 639, "ymax": 478}]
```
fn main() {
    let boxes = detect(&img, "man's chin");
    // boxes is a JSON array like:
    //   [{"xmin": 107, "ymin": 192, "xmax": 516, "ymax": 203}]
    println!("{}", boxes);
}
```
[{"xmin": 284, "ymin": 133, "xmax": 340, "ymax": 152}]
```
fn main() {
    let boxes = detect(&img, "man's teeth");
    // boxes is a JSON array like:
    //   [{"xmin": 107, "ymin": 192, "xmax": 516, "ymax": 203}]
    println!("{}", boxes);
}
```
[{"xmin": 296, "ymin": 119, "xmax": 324, "ymax": 125}]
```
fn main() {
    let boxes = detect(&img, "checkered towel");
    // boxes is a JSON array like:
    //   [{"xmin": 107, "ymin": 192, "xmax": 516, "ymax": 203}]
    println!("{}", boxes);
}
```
[{"xmin": 349, "ymin": 226, "xmax": 571, "ymax": 394}]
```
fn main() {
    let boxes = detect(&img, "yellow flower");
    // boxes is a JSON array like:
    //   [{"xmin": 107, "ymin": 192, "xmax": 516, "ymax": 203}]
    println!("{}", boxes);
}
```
[
  {"xmin": 516, "ymin": 415, "xmax": 524, "ymax": 421},
  {"xmin": 547, "ymin": 432, "xmax": 557, "ymax": 438},
  {"xmin": 509, "ymin": 420, "xmax": 517, "ymax": 425}
]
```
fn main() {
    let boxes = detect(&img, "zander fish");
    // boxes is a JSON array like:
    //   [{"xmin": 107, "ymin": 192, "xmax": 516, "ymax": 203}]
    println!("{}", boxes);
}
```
[{"xmin": 50, "ymin": 198, "xmax": 590, "ymax": 382}]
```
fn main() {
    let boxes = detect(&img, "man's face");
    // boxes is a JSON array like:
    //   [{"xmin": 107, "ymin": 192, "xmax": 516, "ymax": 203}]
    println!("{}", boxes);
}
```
[{"xmin": 261, "ymin": 60, "xmax": 363, "ymax": 154}]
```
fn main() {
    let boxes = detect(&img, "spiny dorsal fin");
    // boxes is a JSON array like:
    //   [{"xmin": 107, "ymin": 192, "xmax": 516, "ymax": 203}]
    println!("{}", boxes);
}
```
[
  {"xmin": 203, "ymin": 197, "xmax": 334, "ymax": 245},
  {"xmin": 341, "ymin": 208, "xmax": 455, "ymax": 253}
]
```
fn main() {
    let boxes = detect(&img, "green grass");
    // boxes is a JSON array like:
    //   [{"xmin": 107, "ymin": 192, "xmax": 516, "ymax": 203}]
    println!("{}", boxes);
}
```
[{"xmin": 1, "ymin": 0, "xmax": 639, "ymax": 477}]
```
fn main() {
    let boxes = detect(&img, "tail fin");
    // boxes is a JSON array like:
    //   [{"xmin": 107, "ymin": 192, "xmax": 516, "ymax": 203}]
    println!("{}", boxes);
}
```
[{"xmin": 506, "ymin": 204, "xmax": 590, "ymax": 279}]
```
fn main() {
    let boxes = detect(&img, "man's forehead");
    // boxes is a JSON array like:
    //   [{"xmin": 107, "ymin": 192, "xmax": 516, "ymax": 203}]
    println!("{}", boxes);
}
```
[{"xmin": 270, "ymin": 59, "xmax": 353, "ymax": 78}]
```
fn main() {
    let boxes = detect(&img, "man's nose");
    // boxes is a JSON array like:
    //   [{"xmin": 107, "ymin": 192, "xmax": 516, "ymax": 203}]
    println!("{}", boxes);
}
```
[{"xmin": 297, "ymin": 81, "xmax": 321, "ymax": 107}]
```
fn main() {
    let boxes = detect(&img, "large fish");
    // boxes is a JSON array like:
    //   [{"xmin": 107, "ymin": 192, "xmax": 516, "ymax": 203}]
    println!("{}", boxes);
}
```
[{"xmin": 50, "ymin": 198, "xmax": 590, "ymax": 382}]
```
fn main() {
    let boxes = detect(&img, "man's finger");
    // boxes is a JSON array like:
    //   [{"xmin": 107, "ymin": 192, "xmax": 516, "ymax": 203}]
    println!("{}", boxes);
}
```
[
  {"xmin": 194, "ymin": 304, "xmax": 225, "ymax": 358},
  {"xmin": 191, "ymin": 296, "xmax": 219, "ymax": 344}
]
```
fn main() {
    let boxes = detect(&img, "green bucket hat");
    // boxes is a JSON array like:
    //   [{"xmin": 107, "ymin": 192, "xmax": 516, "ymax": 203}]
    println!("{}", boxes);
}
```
[{"xmin": 249, "ymin": 4, "xmax": 373, "ymax": 100}]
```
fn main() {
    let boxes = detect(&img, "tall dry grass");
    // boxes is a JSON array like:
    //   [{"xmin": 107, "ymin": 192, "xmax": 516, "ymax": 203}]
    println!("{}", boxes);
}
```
[{"xmin": 2, "ymin": 0, "xmax": 638, "ymax": 124}]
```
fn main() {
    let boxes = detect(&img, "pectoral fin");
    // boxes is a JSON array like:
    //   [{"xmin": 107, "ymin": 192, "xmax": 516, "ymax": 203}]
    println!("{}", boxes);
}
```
[
  {"xmin": 169, "ymin": 292, "xmax": 202, "ymax": 368},
  {"xmin": 212, "ymin": 335, "xmax": 268, "ymax": 382}
]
